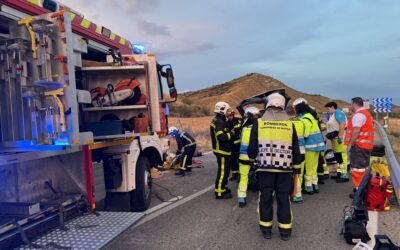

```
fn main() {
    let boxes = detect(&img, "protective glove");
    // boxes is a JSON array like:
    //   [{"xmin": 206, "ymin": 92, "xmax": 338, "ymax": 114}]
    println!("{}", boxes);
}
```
[{"xmin": 337, "ymin": 138, "xmax": 342, "ymax": 144}]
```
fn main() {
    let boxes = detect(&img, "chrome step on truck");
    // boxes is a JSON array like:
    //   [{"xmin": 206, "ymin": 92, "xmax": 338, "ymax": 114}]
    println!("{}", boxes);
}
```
[{"xmin": 0, "ymin": 1, "xmax": 177, "ymax": 249}]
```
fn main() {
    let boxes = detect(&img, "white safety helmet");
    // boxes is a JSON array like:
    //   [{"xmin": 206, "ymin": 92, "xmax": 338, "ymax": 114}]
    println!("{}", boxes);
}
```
[
  {"xmin": 293, "ymin": 97, "xmax": 308, "ymax": 107},
  {"xmin": 168, "ymin": 126, "xmax": 179, "ymax": 134},
  {"xmin": 214, "ymin": 101, "xmax": 231, "ymax": 115},
  {"xmin": 266, "ymin": 93, "xmax": 286, "ymax": 109},
  {"xmin": 244, "ymin": 106, "xmax": 260, "ymax": 115}
]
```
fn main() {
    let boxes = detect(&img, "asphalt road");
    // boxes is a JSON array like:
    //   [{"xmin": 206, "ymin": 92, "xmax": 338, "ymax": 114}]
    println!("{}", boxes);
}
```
[{"xmin": 105, "ymin": 153, "xmax": 400, "ymax": 250}]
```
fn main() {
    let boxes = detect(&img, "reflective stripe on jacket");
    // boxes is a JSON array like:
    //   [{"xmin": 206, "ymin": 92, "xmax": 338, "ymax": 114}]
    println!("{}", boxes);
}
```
[{"xmin": 291, "ymin": 118, "xmax": 306, "ymax": 155}]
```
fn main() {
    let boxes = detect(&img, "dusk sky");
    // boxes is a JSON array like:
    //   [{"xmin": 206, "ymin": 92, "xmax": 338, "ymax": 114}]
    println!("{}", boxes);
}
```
[{"xmin": 62, "ymin": 0, "xmax": 400, "ymax": 104}]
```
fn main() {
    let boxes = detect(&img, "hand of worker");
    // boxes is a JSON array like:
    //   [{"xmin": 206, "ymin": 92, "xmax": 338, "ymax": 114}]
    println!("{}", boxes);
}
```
[{"xmin": 337, "ymin": 138, "xmax": 342, "ymax": 144}]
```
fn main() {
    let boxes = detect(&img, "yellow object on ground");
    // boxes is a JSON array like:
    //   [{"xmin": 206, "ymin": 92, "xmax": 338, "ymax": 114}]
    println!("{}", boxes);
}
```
[
  {"xmin": 151, "ymin": 168, "xmax": 163, "ymax": 179},
  {"xmin": 370, "ymin": 157, "xmax": 390, "ymax": 178}
]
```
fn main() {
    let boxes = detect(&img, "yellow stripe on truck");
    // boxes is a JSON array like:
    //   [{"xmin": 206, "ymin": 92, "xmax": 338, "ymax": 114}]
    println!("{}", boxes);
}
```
[
  {"xmin": 95, "ymin": 26, "xmax": 101, "ymax": 34},
  {"xmin": 111, "ymin": 33, "xmax": 116, "ymax": 40},
  {"xmin": 27, "ymin": 0, "xmax": 40, "ymax": 6},
  {"xmin": 69, "ymin": 12, "xmax": 76, "ymax": 21},
  {"xmin": 119, "ymin": 38, "xmax": 126, "ymax": 45},
  {"xmin": 80, "ymin": 19, "xmax": 91, "ymax": 28}
]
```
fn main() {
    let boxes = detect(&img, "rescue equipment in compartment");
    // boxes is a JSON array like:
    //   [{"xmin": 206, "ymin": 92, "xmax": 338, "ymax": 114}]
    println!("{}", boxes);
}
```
[{"xmin": 90, "ymin": 79, "xmax": 141, "ymax": 107}]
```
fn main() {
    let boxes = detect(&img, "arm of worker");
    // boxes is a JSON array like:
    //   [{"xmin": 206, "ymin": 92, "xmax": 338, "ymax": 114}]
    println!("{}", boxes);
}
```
[
  {"xmin": 348, "ymin": 127, "xmax": 361, "ymax": 147},
  {"xmin": 175, "ymin": 137, "xmax": 183, "ymax": 154},
  {"xmin": 247, "ymin": 120, "xmax": 259, "ymax": 160},
  {"xmin": 291, "ymin": 126, "xmax": 302, "ymax": 175},
  {"xmin": 233, "ymin": 121, "xmax": 242, "ymax": 139},
  {"xmin": 302, "ymin": 117, "xmax": 312, "ymax": 138},
  {"xmin": 215, "ymin": 119, "xmax": 232, "ymax": 143},
  {"xmin": 335, "ymin": 110, "xmax": 347, "ymax": 143}
]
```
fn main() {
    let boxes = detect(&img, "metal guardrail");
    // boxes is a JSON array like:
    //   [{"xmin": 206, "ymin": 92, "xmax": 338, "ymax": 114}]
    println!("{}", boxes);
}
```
[{"xmin": 374, "ymin": 121, "xmax": 400, "ymax": 204}]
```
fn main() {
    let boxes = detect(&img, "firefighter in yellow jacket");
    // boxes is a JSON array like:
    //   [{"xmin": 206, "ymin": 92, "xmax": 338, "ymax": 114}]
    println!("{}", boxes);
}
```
[
  {"xmin": 248, "ymin": 92, "xmax": 302, "ymax": 241},
  {"xmin": 237, "ymin": 107, "xmax": 260, "ymax": 208}
]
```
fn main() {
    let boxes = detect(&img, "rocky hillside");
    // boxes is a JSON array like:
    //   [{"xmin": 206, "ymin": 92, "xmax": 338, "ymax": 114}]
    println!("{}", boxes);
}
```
[{"xmin": 170, "ymin": 73, "xmax": 349, "ymax": 117}]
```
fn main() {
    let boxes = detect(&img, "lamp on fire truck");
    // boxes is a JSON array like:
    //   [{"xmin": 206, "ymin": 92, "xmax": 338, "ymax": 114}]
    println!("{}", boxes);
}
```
[{"xmin": 132, "ymin": 43, "xmax": 146, "ymax": 54}]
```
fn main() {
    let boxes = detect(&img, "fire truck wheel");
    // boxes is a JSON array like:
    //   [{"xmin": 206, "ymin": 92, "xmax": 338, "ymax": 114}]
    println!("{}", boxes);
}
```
[{"xmin": 131, "ymin": 156, "xmax": 152, "ymax": 212}]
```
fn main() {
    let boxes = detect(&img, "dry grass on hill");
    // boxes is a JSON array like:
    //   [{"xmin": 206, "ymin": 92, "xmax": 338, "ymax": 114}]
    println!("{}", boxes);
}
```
[{"xmin": 170, "ymin": 72, "xmax": 349, "ymax": 117}]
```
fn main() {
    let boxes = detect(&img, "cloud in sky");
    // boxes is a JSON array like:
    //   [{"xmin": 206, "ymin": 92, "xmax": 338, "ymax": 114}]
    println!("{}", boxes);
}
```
[{"xmin": 61, "ymin": 0, "xmax": 400, "ymax": 104}]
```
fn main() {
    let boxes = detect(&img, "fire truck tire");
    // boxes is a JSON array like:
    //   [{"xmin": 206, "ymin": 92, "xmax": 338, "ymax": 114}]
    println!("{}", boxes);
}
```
[{"xmin": 131, "ymin": 156, "xmax": 152, "ymax": 212}]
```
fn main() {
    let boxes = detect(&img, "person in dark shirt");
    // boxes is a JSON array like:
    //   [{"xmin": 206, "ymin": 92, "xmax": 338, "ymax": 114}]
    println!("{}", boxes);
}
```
[
  {"xmin": 169, "ymin": 127, "xmax": 196, "ymax": 176},
  {"xmin": 227, "ymin": 111, "xmax": 242, "ymax": 181}
]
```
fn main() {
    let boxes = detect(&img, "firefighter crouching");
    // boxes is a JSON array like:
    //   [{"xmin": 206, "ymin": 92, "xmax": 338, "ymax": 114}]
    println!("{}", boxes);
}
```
[
  {"xmin": 237, "ymin": 107, "xmax": 260, "ymax": 208},
  {"xmin": 211, "ymin": 102, "xmax": 234, "ymax": 199},
  {"xmin": 248, "ymin": 92, "xmax": 302, "ymax": 241},
  {"xmin": 169, "ymin": 127, "xmax": 197, "ymax": 176}
]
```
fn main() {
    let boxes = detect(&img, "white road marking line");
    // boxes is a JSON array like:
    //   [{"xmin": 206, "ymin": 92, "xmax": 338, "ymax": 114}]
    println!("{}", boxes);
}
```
[
  {"xmin": 134, "ymin": 185, "xmax": 214, "ymax": 228},
  {"xmin": 366, "ymin": 211, "xmax": 378, "ymax": 248},
  {"xmin": 145, "ymin": 196, "xmax": 184, "ymax": 215}
]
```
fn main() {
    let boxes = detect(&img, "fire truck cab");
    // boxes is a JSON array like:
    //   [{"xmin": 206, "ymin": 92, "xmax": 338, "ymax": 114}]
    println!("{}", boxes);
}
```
[{"xmin": 0, "ymin": 1, "xmax": 176, "ymax": 248}]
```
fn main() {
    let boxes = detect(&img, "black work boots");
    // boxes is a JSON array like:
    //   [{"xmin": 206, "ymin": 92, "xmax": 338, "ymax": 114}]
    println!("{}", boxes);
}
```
[{"xmin": 215, "ymin": 192, "xmax": 233, "ymax": 199}]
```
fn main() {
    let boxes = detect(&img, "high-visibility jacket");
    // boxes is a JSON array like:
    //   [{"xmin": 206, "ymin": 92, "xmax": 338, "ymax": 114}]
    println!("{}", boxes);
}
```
[
  {"xmin": 300, "ymin": 113, "xmax": 325, "ymax": 152},
  {"xmin": 210, "ymin": 115, "xmax": 232, "ymax": 156},
  {"xmin": 256, "ymin": 120, "xmax": 296, "ymax": 173},
  {"xmin": 291, "ymin": 118, "xmax": 306, "ymax": 155},
  {"xmin": 345, "ymin": 109, "xmax": 374, "ymax": 150},
  {"xmin": 239, "ymin": 126, "xmax": 254, "ymax": 163}
]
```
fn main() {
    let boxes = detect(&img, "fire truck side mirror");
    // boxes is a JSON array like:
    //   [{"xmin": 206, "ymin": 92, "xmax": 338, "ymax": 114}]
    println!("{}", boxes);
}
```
[{"xmin": 166, "ymin": 68, "xmax": 175, "ymax": 88}]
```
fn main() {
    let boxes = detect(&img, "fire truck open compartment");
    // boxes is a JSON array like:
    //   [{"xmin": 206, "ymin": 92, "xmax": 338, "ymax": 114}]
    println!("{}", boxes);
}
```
[{"xmin": 0, "ymin": 3, "xmax": 176, "ymax": 247}]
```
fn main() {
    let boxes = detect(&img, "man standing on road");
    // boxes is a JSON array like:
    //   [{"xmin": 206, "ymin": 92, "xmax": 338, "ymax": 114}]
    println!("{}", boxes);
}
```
[
  {"xmin": 345, "ymin": 97, "xmax": 374, "ymax": 198},
  {"xmin": 248, "ymin": 92, "xmax": 302, "ymax": 241},
  {"xmin": 324, "ymin": 101, "xmax": 350, "ymax": 183},
  {"xmin": 227, "ymin": 111, "xmax": 242, "ymax": 181},
  {"xmin": 210, "ymin": 102, "xmax": 234, "ymax": 199}
]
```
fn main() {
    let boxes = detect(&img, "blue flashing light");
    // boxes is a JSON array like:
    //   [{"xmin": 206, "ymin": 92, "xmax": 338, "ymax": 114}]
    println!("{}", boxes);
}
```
[
  {"xmin": 132, "ymin": 43, "xmax": 145, "ymax": 54},
  {"xmin": 55, "ymin": 134, "xmax": 71, "ymax": 146}
]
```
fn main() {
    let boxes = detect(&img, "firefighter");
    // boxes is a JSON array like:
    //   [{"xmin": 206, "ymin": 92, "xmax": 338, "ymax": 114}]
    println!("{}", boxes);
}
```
[
  {"xmin": 227, "ymin": 110, "xmax": 242, "ymax": 181},
  {"xmin": 169, "ymin": 127, "xmax": 197, "ymax": 176},
  {"xmin": 248, "ymin": 92, "xmax": 302, "ymax": 241},
  {"xmin": 210, "ymin": 101, "xmax": 234, "ymax": 199},
  {"xmin": 324, "ymin": 101, "xmax": 350, "ymax": 183},
  {"xmin": 345, "ymin": 97, "xmax": 374, "ymax": 198},
  {"xmin": 293, "ymin": 98, "xmax": 326, "ymax": 194},
  {"xmin": 237, "ymin": 107, "xmax": 260, "ymax": 208}
]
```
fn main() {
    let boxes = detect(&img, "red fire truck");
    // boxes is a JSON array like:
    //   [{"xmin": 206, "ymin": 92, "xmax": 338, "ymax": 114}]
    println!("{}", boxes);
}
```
[{"xmin": 0, "ymin": 0, "xmax": 177, "ymax": 248}]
